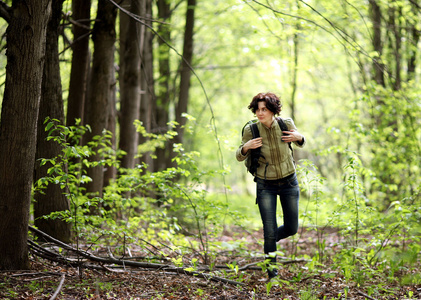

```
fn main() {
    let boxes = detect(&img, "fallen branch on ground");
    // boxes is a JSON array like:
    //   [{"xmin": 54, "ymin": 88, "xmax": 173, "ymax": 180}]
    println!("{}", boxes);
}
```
[
  {"xmin": 10, "ymin": 272, "xmax": 63, "ymax": 277},
  {"xmin": 49, "ymin": 274, "xmax": 65, "ymax": 300},
  {"xmin": 357, "ymin": 290, "xmax": 376, "ymax": 300},
  {"xmin": 28, "ymin": 226, "xmax": 245, "ymax": 286}
]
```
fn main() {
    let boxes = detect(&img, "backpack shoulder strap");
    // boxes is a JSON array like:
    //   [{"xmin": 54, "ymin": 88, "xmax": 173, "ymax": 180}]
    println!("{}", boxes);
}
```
[
  {"xmin": 276, "ymin": 117, "xmax": 288, "ymax": 132},
  {"xmin": 276, "ymin": 117, "xmax": 294, "ymax": 157},
  {"xmin": 249, "ymin": 122, "xmax": 260, "ymax": 139},
  {"xmin": 242, "ymin": 119, "xmax": 259, "ymax": 137}
]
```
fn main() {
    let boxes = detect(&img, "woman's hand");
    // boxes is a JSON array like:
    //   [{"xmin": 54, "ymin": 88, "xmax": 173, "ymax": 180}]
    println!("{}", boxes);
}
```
[
  {"xmin": 281, "ymin": 129, "xmax": 304, "ymax": 143},
  {"xmin": 241, "ymin": 137, "xmax": 263, "ymax": 155}
]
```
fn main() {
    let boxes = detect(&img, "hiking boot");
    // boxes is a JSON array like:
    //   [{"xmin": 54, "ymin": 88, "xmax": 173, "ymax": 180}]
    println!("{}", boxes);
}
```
[{"xmin": 267, "ymin": 267, "xmax": 278, "ymax": 279}]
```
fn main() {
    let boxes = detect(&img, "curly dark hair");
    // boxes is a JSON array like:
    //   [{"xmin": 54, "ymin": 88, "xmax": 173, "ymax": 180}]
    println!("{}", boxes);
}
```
[{"xmin": 247, "ymin": 92, "xmax": 282, "ymax": 115}]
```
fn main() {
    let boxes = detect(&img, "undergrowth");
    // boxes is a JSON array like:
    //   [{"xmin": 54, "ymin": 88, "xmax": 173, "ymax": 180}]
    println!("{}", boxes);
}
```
[{"xmin": 27, "ymin": 118, "xmax": 421, "ymax": 298}]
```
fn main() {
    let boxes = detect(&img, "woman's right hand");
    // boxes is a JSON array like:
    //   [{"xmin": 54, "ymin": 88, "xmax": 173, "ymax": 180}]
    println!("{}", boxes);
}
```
[{"xmin": 241, "ymin": 137, "xmax": 263, "ymax": 155}]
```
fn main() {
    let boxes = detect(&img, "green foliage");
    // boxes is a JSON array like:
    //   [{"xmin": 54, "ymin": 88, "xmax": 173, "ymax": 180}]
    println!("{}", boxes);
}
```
[
  {"xmin": 33, "ymin": 118, "xmax": 244, "ymax": 268},
  {"xmin": 282, "ymin": 150, "xmax": 420, "ymax": 295},
  {"xmin": 34, "ymin": 118, "xmax": 120, "ymax": 246},
  {"xmin": 352, "ymin": 85, "xmax": 421, "ymax": 210}
]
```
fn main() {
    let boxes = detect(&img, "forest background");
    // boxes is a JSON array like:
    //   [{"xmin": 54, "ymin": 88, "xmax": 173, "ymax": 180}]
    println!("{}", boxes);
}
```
[{"xmin": 0, "ymin": 0, "xmax": 420, "ymax": 299}]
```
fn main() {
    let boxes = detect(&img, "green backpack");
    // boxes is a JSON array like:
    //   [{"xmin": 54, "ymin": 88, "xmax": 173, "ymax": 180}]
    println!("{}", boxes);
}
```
[{"xmin": 241, "ymin": 117, "xmax": 293, "ymax": 176}]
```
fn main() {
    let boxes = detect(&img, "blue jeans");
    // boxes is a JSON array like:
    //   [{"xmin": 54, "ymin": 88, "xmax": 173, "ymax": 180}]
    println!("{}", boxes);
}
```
[{"xmin": 256, "ymin": 173, "xmax": 300, "ymax": 262}]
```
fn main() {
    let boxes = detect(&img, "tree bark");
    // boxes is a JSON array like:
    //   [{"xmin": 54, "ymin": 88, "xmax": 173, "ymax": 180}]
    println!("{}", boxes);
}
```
[
  {"xmin": 290, "ymin": 30, "xmax": 299, "ymax": 121},
  {"xmin": 103, "ymin": 69, "xmax": 117, "ymax": 187},
  {"xmin": 289, "ymin": 1, "xmax": 301, "ymax": 121},
  {"xmin": 154, "ymin": 0, "xmax": 172, "ymax": 171},
  {"xmin": 34, "ymin": 0, "xmax": 71, "ymax": 244},
  {"xmin": 388, "ymin": 3, "xmax": 401, "ymax": 90},
  {"xmin": 173, "ymin": 0, "xmax": 196, "ymax": 162},
  {"xmin": 139, "ymin": 0, "xmax": 155, "ymax": 170},
  {"xmin": 406, "ymin": 0, "xmax": 419, "ymax": 81},
  {"xmin": 0, "ymin": 0, "xmax": 51, "ymax": 270},
  {"xmin": 120, "ymin": 0, "xmax": 142, "ymax": 170},
  {"xmin": 66, "ymin": 0, "xmax": 91, "ymax": 126},
  {"xmin": 84, "ymin": 0, "xmax": 117, "ymax": 197},
  {"xmin": 369, "ymin": 0, "xmax": 385, "ymax": 87},
  {"xmin": 407, "ymin": 20, "xmax": 419, "ymax": 80}
]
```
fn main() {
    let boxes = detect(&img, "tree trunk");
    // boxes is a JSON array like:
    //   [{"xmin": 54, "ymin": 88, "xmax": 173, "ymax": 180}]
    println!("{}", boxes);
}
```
[
  {"xmin": 118, "ymin": 0, "xmax": 129, "ymax": 106},
  {"xmin": 290, "ymin": 30, "xmax": 299, "ymax": 121},
  {"xmin": 388, "ymin": 3, "xmax": 401, "ymax": 90},
  {"xmin": 66, "ymin": 0, "xmax": 91, "ymax": 126},
  {"xmin": 34, "ymin": 0, "xmax": 71, "ymax": 244},
  {"xmin": 154, "ymin": 0, "xmax": 172, "ymax": 171},
  {"xmin": 0, "ymin": 0, "xmax": 51, "ymax": 270},
  {"xmin": 139, "ymin": 0, "xmax": 155, "ymax": 170},
  {"xmin": 407, "ymin": 20, "xmax": 419, "ymax": 80},
  {"xmin": 103, "ymin": 69, "xmax": 117, "ymax": 187},
  {"xmin": 406, "ymin": 0, "xmax": 419, "ymax": 81},
  {"xmin": 120, "ymin": 0, "xmax": 142, "ymax": 170},
  {"xmin": 289, "ymin": 1, "xmax": 300, "ymax": 121},
  {"xmin": 84, "ymin": 0, "xmax": 117, "ymax": 197},
  {"xmin": 369, "ymin": 0, "xmax": 385, "ymax": 87},
  {"xmin": 174, "ymin": 0, "xmax": 196, "ymax": 160}
]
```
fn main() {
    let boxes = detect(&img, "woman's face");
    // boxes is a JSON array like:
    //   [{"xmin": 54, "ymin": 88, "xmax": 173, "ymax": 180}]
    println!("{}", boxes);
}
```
[{"xmin": 256, "ymin": 101, "xmax": 274, "ymax": 126}]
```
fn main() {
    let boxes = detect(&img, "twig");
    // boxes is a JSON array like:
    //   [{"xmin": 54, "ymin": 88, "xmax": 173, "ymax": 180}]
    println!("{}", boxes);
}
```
[
  {"xmin": 66, "ymin": 18, "xmax": 94, "ymax": 30},
  {"xmin": 11, "ymin": 272, "xmax": 62, "ymax": 277},
  {"xmin": 49, "ymin": 274, "xmax": 65, "ymax": 300},
  {"xmin": 99, "ymin": 264, "xmax": 126, "ymax": 273},
  {"xmin": 107, "ymin": 247, "xmax": 116, "ymax": 259},
  {"xmin": 215, "ymin": 258, "xmax": 310, "ymax": 272},
  {"xmin": 357, "ymin": 290, "xmax": 376, "ymax": 300},
  {"xmin": 23, "ymin": 276, "xmax": 56, "ymax": 282},
  {"xmin": 138, "ymin": 238, "xmax": 160, "ymax": 256},
  {"xmin": 162, "ymin": 267, "xmax": 245, "ymax": 286}
]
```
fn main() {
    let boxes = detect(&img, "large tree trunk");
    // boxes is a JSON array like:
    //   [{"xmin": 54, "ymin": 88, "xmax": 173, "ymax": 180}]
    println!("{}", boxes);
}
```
[
  {"xmin": 66, "ymin": 0, "xmax": 91, "ymax": 126},
  {"xmin": 0, "ymin": 0, "xmax": 51, "ymax": 270},
  {"xmin": 173, "ymin": 0, "xmax": 196, "ymax": 162},
  {"xmin": 84, "ymin": 0, "xmax": 117, "ymax": 197},
  {"xmin": 34, "ymin": 0, "xmax": 71, "ymax": 244},
  {"xmin": 119, "ymin": 0, "xmax": 142, "ymax": 170},
  {"xmin": 154, "ymin": 0, "xmax": 172, "ymax": 171}
]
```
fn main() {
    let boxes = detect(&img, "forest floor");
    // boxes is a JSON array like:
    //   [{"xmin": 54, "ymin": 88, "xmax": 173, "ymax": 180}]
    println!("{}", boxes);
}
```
[{"xmin": 1, "ymin": 227, "xmax": 420, "ymax": 300}]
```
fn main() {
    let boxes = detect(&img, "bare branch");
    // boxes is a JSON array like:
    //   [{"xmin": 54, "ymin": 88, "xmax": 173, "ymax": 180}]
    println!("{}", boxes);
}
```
[
  {"xmin": 106, "ymin": 0, "xmax": 167, "ymax": 25},
  {"xmin": 357, "ymin": 290, "xmax": 376, "ymax": 300},
  {"xmin": 247, "ymin": 0, "xmax": 390, "ymax": 83},
  {"xmin": 0, "ymin": 1, "xmax": 11, "ymax": 23},
  {"xmin": 49, "ymin": 274, "xmax": 65, "ymax": 300},
  {"xmin": 28, "ymin": 226, "xmax": 245, "ymax": 287}
]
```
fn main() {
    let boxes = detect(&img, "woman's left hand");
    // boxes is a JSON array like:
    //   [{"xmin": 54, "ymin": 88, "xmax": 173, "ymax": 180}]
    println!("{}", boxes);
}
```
[{"xmin": 281, "ymin": 129, "xmax": 304, "ymax": 143}]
